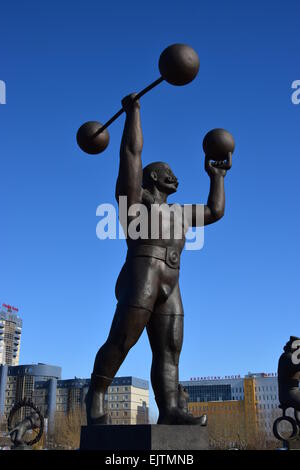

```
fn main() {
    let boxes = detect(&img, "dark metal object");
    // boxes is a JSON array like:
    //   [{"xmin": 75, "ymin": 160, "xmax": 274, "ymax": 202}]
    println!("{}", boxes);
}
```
[
  {"xmin": 77, "ymin": 121, "xmax": 110, "ymax": 155},
  {"xmin": 8, "ymin": 399, "xmax": 44, "ymax": 449},
  {"xmin": 177, "ymin": 384, "xmax": 207, "ymax": 426},
  {"xmin": 203, "ymin": 128, "xmax": 235, "ymax": 162},
  {"xmin": 273, "ymin": 337, "xmax": 300, "ymax": 445},
  {"xmin": 76, "ymin": 44, "xmax": 199, "ymax": 155},
  {"xmin": 85, "ymin": 91, "xmax": 233, "ymax": 426},
  {"xmin": 158, "ymin": 44, "xmax": 200, "ymax": 86}
]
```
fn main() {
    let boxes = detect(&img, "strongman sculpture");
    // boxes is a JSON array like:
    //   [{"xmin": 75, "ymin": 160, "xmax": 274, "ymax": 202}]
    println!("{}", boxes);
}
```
[
  {"xmin": 273, "ymin": 337, "xmax": 300, "ymax": 442},
  {"xmin": 85, "ymin": 92, "xmax": 234, "ymax": 425}
]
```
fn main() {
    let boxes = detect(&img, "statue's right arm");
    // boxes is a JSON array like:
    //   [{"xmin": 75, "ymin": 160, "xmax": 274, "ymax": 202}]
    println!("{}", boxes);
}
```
[{"xmin": 115, "ymin": 94, "xmax": 143, "ymax": 207}]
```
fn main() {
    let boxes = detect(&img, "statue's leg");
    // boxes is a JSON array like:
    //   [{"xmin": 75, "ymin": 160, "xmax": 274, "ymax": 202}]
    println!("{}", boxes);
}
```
[
  {"xmin": 147, "ymin": 313, "xmax": 182, "ymax": 423},
  {"xmin": 86, "ymin": 303, "xmax": 151, "ymax": 425},
  {"xmin": 146, "ymin": 283, "xmax": 183, "ymax": 422},
  {"xmin": 147, "ymin": 284, "xmax": 206, "ymax": 425}
]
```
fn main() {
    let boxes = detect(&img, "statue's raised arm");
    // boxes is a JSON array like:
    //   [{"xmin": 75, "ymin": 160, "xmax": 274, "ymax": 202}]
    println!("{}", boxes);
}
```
[{"xmin": 115, "ymin": 93, "xmax": 143, "ymax": 208}]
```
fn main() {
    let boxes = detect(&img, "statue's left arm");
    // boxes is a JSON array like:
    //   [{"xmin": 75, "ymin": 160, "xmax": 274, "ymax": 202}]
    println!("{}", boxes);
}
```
[{"xmin": 185, "ymin": 152, "xmax": 232, "ymax": 227}]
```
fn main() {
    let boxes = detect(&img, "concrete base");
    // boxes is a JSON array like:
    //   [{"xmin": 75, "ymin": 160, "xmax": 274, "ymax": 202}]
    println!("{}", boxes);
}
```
[{"xmin": 80, "ymin": 424, "xmax": 208, "ymax": 450}]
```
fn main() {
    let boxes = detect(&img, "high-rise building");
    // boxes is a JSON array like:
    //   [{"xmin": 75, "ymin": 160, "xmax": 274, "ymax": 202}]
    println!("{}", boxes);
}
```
[
  {"xmin": 181, "ymin": 372, "xmax": 279, "ymax": 442},
  {"xmin": 0, "ymin": 304, "xmax": 22, "ymax": 366}
]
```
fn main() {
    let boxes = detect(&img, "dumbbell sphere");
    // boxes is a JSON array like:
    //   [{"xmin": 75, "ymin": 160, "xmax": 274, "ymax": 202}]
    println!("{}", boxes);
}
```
[
  {"xmin": 202, "ymin": 128, "xmax": 235, "ymax": 161},
  {"xmin": 159, "ymin": 44, "xmax": 200, "ymax": 86},
  {"xmin": 77, "ymin": 121, "xmax": 110, "ymax": 155}
]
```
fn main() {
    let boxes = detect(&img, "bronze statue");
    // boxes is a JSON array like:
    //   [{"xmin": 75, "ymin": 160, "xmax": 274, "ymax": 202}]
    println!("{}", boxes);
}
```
[
  {"xmin": 278, "ymin": 336, "xmax": 300, "ymax": 411},
  {"xmin": 8, "ymin": 399, "xmax": 44, "ymax": 449},
  {"xmin": 85, "ymin": 93, "xmax": 233, "ymax": 425},
  {"xmin": 273, "ymin": 337, "xmax": 300, "ymax": 442}
]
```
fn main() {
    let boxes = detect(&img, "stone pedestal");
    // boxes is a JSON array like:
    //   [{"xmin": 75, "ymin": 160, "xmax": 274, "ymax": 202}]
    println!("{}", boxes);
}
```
[
  {"xmin": 80, "ymin": 424, "xmax": 208, "ymax": 450},
  {"xmin": 287, "ymin": 438, "xmax": 300, "ymax": 450}
]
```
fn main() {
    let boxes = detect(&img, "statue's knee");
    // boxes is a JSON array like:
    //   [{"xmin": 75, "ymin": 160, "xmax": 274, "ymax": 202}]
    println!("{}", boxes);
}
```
[
  {"xmin": 118, "ymin": 335, "xmax": 136, "ymax": 355},
  {"xmin": 154, "ymin": 348, "xmax": 180, "ymax": 365}
]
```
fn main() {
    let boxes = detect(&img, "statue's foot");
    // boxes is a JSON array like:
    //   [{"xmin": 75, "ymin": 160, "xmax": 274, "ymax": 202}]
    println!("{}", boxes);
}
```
[
  {"xmin": 87, "ymin": 413, "xmax": 111, "ymax": 425},
  {"xmin": 85, "ymin": 389, "xmax": 111, "ymax": 425},
  {"xmin": 158, "ymin": 407, "xmax": 207, "ymax": 426}
]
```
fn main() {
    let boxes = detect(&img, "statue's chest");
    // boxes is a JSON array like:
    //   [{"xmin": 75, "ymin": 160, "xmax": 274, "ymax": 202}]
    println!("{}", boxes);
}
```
[{"xmin": 148, "ymin": 204, "xmax": 188, "ymax": 238}]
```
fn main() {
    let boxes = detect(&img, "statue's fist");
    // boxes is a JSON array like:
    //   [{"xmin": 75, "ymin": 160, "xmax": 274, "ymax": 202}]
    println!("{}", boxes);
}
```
[
  {"xmin": 205, "ymin": 152, "xmax": 232, "ymax": 177},
  {"xmin": 121, "ymin": 93, "xmax": 140, "ymax": 112}
]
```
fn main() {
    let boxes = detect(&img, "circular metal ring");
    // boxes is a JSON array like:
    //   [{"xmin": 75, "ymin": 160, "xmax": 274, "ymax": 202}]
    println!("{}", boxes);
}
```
[
  {"xmin": 8, "ymin": 398, "xmax": 44, "ymax": 446},
  {"xmin": 273, "ymin": 416, "xmax": 298, "ymax": 441}
]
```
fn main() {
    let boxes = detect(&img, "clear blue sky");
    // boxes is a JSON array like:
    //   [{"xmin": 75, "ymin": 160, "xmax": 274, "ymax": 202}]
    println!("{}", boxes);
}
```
[{"xmin": 1, "ymin": 0, "xmax": 299, "ymax": 416}]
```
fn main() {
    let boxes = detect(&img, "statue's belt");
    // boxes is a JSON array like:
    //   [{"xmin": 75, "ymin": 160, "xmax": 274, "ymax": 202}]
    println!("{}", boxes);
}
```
[{"xmin": 127, "ymin": 245, "xmax": 180, "ymax": 269}]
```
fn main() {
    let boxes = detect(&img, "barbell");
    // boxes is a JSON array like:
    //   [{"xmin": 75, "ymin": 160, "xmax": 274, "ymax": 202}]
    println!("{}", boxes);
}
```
[{"xmin": 76, "ymin": 43, "xmax": 200, "ymax": 155}]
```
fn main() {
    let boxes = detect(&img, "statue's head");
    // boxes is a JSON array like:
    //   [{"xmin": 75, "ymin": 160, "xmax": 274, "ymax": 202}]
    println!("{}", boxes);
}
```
[{"xmin": 142, "ymin": 162, "xmax": 178, "ymax": 195}]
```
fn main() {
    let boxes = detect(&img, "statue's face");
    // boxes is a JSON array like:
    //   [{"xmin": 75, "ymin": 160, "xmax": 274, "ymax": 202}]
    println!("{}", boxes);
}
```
[{"xmin": 151, "ymin": 163, "xmax": 179, "ymax": 195}]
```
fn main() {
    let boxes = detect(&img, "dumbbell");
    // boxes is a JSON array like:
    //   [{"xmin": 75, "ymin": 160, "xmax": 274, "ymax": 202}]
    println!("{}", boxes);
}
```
[{"xmin": 76, "ymin": 43, "xmax": 200, "ymax": 155}]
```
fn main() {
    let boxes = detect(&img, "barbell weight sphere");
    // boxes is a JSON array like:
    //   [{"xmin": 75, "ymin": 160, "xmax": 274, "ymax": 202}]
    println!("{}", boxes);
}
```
[
  {"xmin": 76, "ymin": 121, "xmax": 110, "ymax": 155},
  {"xmin": 202, "ymin": 128, "xmax": 235, "ymax": 161},
  {"xmin": 159, "ymin": 44, "xmax": 200, "ymax": 86}
]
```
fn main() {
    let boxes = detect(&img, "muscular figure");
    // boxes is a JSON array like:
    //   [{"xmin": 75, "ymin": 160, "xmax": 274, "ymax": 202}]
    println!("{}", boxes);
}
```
[{"xmin": 85, "ymin": 94, "xmax": 232, "ymax": 425}]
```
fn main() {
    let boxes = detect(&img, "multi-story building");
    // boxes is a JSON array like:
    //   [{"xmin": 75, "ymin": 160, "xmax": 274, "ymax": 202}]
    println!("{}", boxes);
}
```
[
  {"xmin": 181, "ymin": 372, "xmax": 279, "ymax": 441},
  {"xmin": 0, "ymin": 304, "xmax": 22, "ymax": 366},
  {"xmin": 0, "ymin": 367, "xmax": 149, "ymax": 429},
  {"xmin": 106, "ymin": 376, "xmax": 149, "ymax": 424},
  {"xmin": 0, "ymin": 363, "xmax": 61, "ymax": 431},
  {"xmin": 48, "ymin": 376, "xmax": 149, "ymax": 425}
]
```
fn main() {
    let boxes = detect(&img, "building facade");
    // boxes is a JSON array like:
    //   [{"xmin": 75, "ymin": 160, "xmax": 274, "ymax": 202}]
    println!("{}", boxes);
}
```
[
  {"xmin": 0, "ymin": 367, "xmax": 149, "ymax": 429},
  {"xmin": 181, "ymin": 372, "xmax": 279, "ymax": 441},
  {"xmin": 106, "ymin": 376, "xmax": 149, "ymax": 425},
  {"xmin": 0, "ymin": 363, "xmax": 61, "ymax": 431},
  {"xmin": 47, "ymin": 376, "xmax": 149, "ymax": 425},
  {"xmin": 0, "ymin": 304, "xmax": 22, "ymax": 366}
]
